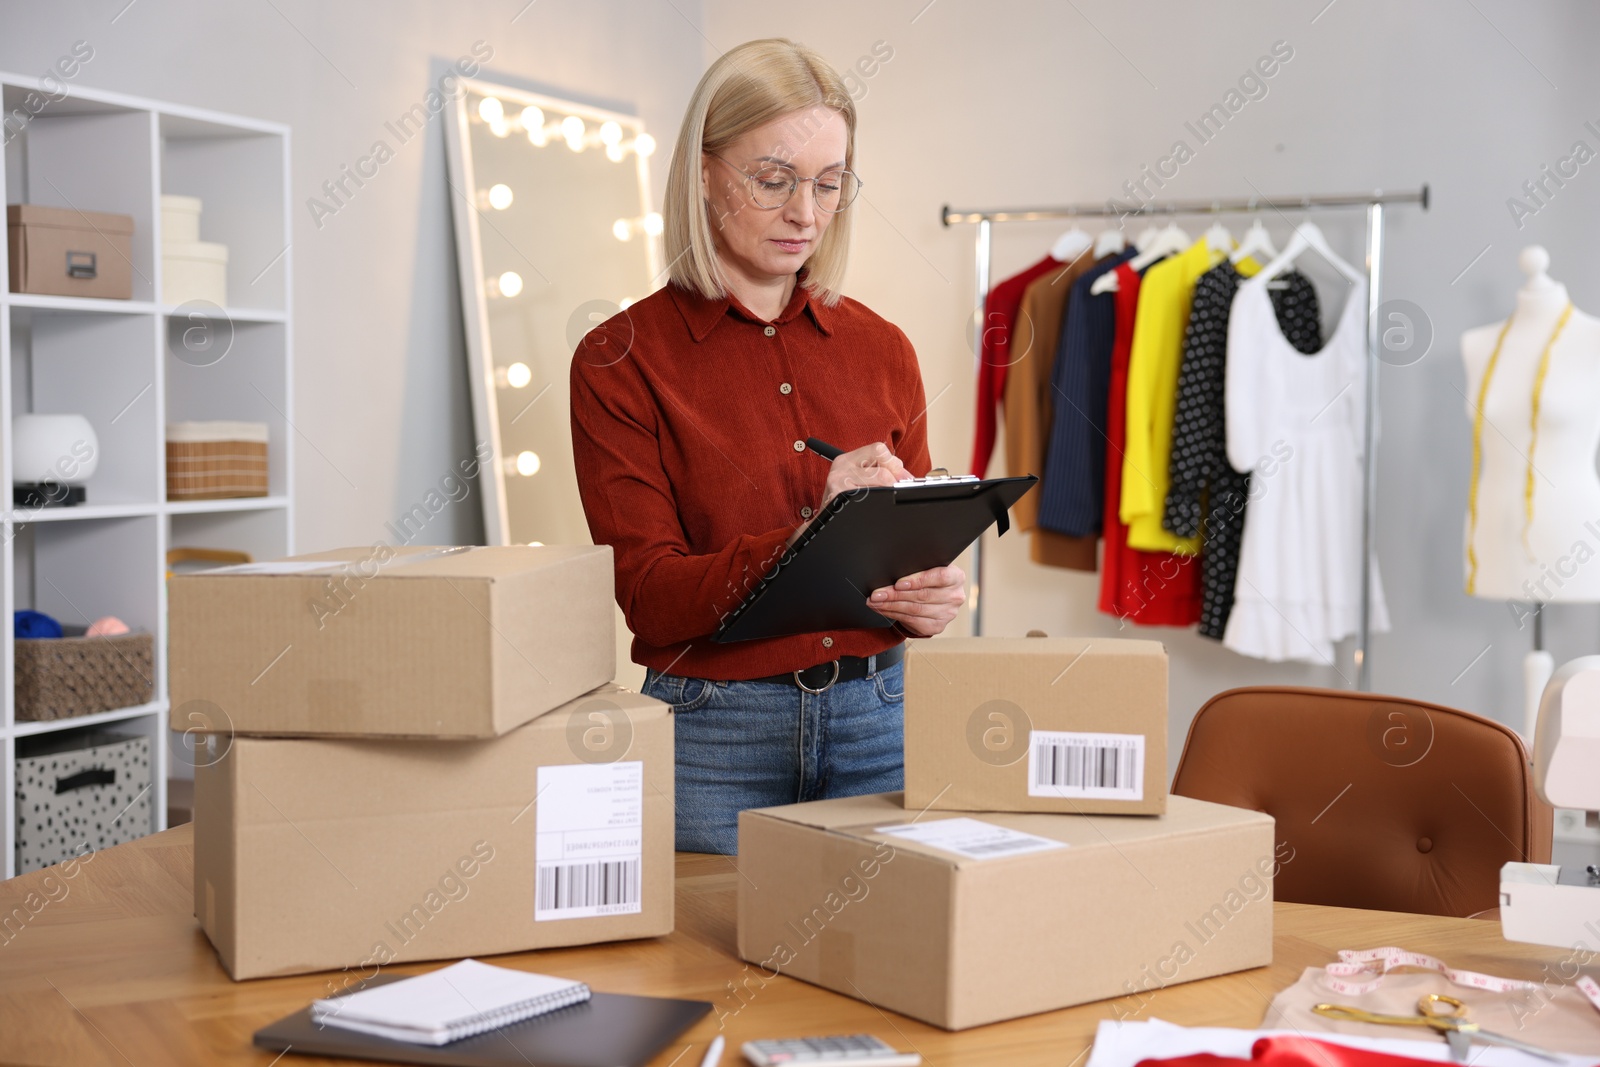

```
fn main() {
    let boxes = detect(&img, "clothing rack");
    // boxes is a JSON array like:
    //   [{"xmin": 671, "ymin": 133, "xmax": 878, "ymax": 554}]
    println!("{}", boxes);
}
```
[{"xmin": 942, "ymin": 184, "xmax": 1430, "ymax": 690}]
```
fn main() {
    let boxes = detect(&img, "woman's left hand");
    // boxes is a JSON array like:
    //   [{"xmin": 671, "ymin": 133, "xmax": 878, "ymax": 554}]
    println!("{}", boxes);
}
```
[{"xmin": 868, "ymin": 564, "xmax": 966, "ymax": 637}]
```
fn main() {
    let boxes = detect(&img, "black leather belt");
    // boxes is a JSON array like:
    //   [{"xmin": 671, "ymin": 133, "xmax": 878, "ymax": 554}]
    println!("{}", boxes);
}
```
[{"xmin": 748, "ymin": 642, "xmax": 905, "ymax": 694}]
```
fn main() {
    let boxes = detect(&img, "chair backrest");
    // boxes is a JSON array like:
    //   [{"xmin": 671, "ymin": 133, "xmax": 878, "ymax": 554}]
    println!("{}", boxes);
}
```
[{"xmin": 1171, "ymin": 686, "xmax": 1552, "ymax": 917}]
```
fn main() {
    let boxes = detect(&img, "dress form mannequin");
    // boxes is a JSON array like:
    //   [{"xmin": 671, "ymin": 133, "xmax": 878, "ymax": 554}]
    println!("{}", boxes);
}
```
[{"xmin": 1461, "ymin": 246, "xmax": 1600, "ymax": 735}]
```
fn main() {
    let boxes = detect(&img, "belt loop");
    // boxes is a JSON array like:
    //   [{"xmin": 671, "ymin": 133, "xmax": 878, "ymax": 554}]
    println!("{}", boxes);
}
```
[{"xmin": 867, "ymin": 653, "xmax": 877, "ymax": 675}]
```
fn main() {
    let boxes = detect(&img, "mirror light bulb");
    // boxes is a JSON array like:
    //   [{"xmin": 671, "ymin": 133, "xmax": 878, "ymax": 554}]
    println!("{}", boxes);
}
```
[
  {"xmin": 612, "ymin": 218, "xmax": 632, "ymax": 242},
  {"xmin": 497, "ymin": 271, "xmax": 524, "ymax": 298},
  {"xmin": 505, "ymin": 362, "xmax": 532, "ymax": 388},
  {"xmin": 528, "ymin": 124, "xmax": 549, "ymax": 147},
  {"xmin": 605, "ymin": 143, "xmax": 625, "ymax": 163},
  {"xmin": 527, "ymin": 541, "xmax": 544, "ymax": 547},
  {"xmin": 489, "ymin": 118, "xmax": 510, "ymax": 138},
  {"xmin": 520, "ymin": 105, "xmax": 544, "ymax": 131},
  {"xmin": 641, "ymin": 212, "xmax": 664, "ymax": 237},
  {"xmin": 487, "ymin": 184, "xmax": 514, "ymax": 210},
  {"xmin": 478, "ymin": 97, "xmax": 504, "ymax": 124},
  {"xmin": 515, "ymin": 450, "xmax": 541, "ymax": 477},
  {"xmin": 634, "ymin": 133, "xmax": 656, "ymax": 158},
  {"xmin": 599, "ymin": 121, "xmax": 623, "ymax": 146},
  {"xmin": 562, "ymin": 115, "xmax": 586, "ymax": 151}
]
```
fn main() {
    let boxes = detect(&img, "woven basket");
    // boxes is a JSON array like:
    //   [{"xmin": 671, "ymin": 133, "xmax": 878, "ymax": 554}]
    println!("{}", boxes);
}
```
[
  {"xmin": 14, "ymin": 632, "xmax": 155, "ymax": 721},
  {"xmin": 166, "ymin": 438, "xmax": 268, "ymax": 499}
]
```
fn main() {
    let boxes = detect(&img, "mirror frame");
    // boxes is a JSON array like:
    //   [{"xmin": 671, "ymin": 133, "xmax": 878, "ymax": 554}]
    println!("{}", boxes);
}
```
[{"xmin": 444, "ymin": 76, "xmax": 659, "ymax": 545}]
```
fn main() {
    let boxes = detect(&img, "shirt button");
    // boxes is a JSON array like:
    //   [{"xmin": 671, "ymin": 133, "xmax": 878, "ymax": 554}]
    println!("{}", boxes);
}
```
[
  {"xmin": 779, "ymin": 382, "xmax": 793, "ymax": 395},
  {"xmin": 792, "ymin": 440, "xmax": 805, "ymax": 452},
  {"xmin": 763, "ymin": 325, "xmax": 776, "ymax": 337},
  {"xmin": 822, "ymin": 636, "xmax": 834, "ymax": 648},
  {"xmin": 801, "ymin": 506, "xmax": 813, "ymax": 518}
]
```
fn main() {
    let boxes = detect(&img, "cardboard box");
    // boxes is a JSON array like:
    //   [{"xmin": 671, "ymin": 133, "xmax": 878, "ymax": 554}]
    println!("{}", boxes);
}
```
[
  {"xmin": 905, "ymin": 636, "xmax": 1168, "ymax": 815},
  {"xmin": 194, "ymin": 685, "xmax": 673, "ymax": 980},
  {"xmin": 737, "ymin": 793, "xmax": 1276, "ymax": 1030},
  {"xmin": 7, "ymin": 204, "xmax": 135, "ymax": 299},
  {"xmin": 169, "ymin": 544, "xmax": 614, "ymax": 738}
]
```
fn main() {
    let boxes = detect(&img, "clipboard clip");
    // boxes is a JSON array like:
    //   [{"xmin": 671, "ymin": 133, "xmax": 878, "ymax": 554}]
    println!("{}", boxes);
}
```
[{"xmin": 892, "ymin": 468, "xmax": 981, "ymax": 488}]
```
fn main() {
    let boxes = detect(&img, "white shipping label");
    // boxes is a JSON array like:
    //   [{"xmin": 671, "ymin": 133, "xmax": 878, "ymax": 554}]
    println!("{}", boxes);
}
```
[
  {"xmin": 534, "ymin": 761, "xmax": 644, "ymax": 921},
  {"xmin": 212, "ymin": 560, "xmax": 342, "ymax": 575},
  {"xmin": 875, "ymin": 817, "xmax": 1067, "ymax": 860},
  {"xmin": 1028, "ymin": 730, "xmax": 1144, "ymax": 801}
]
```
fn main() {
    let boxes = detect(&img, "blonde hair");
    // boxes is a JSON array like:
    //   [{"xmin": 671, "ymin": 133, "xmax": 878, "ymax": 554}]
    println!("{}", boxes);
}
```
[{"xmin": 663, "ymin": 38, "xmax": 857, "ymax": 307}]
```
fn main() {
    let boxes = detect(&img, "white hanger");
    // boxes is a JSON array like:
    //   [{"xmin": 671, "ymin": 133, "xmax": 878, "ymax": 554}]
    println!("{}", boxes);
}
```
[
  {"xmin": 1254, "ymin": 220, "xmax": 1365, "ymax": 285},
  {"xmin": 1202, "ymin": 216, "xmax": 1233, "ymax": 255},
  {"xmin": 1133, "ymin": 221, "xmax": 1163, "ymax": 252},
  {"xmin": 1094, "ymin": 227, "xmax": 1126, "ymax": 258},
  {"xmin": 1050, "ymin": 216, "xmax": 1093, "ymax": 263},
  {"xmin": 1229, "ymin": 218, "xmax": 1278, "ymax": 264},
  {"xmin": 1093, "ymin": 220, "xmax": 1191, "ymax": 294}
]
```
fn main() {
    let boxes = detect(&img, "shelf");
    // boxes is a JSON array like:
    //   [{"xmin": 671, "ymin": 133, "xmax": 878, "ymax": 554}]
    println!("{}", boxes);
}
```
[
  {"xmin": 164, "ymin": 495, "xmax": 288, "ymax": 515},
  {"xmin": 3, "ymin": 293, "xmax": 159, "ymax": 315},
  {"xmin": 160, "ymin": 304, "xmax": 285, "ymax": 323},
  {"xmin": 12, "ymin": 700, "xmax": 166, "ymax": 737},
  {"xmin": 7, "ymin": 502, "xmax": 160, "ymax": 524}
]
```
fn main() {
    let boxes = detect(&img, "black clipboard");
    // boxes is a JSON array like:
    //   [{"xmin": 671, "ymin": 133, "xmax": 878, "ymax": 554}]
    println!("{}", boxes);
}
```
[
  {"xmin": 254, "ymin": 979, "xmax": 710, "ymax": 1067},
  {"xmin": 713, "ymin": 474, "xmax": 1037, "ymax": 643}
]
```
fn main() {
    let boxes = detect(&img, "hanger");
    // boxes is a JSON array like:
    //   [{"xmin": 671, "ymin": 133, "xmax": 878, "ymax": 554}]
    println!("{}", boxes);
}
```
[
  {"xmin": 1050, "ymin": 213, "xmax": 1093, "ymax": 262},
  {"xmin": 1093, "ymin": 217, "xmax": 1191, "ymax": 293},
  {"xmin": 1229, "ymin": 217, "xmax": 1278, "ymax": 264},
  {"xmin": 1201, "ymin": 204, "xmax": 1232, "ymax": 255},
  {"xmin": 1254, "ymin": 220, "xmax": 1364, "ymax": 285},
  {"xmin": 1094, "ymin": 227, "xmax": 1125, "ymax": 258}
]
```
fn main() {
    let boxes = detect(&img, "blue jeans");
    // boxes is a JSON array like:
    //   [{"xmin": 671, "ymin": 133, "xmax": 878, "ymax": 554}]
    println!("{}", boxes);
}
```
[{"xmin": 641, "ymin": 661, "xmax": 905, "ymax": 855}]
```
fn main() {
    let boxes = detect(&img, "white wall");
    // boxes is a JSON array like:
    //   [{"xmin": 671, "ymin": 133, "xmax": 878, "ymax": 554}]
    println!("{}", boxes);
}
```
[
  {"xmin": 697, "ymin": 0, "xmax": 1600, "ymax": 751},
  {"xmin": 7, "ymin": 1, "xmax": 1599, "ymax": 751},
  {"xmin": 0, "ymin": 0, "xmax": 704, "ymax": 553}
]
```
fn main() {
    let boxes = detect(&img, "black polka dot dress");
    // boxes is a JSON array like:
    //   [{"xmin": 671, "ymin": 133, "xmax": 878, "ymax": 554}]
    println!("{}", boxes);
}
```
[{"xmin": 1163, "ymin": 263, "xmax": 1322, "ymax": 640}]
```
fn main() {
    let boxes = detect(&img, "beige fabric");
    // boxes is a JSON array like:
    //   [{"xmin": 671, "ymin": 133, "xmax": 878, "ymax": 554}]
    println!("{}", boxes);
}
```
[
  {"xmin": 1264, "ymin": 965, "xmax": 1600, "ymax": 1057},
  {"xmin": 1005, "ymin": 255, "xmax": 1105, "ymax": 570}
]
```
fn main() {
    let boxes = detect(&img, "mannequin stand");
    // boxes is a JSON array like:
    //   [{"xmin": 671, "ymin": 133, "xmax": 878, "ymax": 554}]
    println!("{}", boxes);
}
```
[{"xmin": 1523, "ymin": 603, "xmax": 1553, "ymax": 742}]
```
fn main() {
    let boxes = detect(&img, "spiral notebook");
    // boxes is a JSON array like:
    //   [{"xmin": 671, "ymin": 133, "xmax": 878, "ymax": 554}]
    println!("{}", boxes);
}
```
[{"xmin": 311, "ymin": 959, "xmax": 590, "ymax": 1046}]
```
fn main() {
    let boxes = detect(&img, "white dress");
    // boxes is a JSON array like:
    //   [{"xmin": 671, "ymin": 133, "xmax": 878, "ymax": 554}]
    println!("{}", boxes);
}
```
[{"xmin": 1222, "ymin": 276, "xmax": 1389, "ymax": 664}]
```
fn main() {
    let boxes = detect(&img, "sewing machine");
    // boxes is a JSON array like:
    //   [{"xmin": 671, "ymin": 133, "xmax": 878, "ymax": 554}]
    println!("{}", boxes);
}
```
[{"xmin": 1500, "ymin": 656, "xmax": 1600, "ymax": 949}]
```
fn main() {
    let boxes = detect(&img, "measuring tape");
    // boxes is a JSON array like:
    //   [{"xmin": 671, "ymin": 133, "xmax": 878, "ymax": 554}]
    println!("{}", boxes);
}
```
[
  {"xmin": 1319, "ymin": 947, "xmax": 1538, "ymax": 997},
  {"xmin": 1579, "ymin": 975, "xmax": 1600, "ymax": 1013}
]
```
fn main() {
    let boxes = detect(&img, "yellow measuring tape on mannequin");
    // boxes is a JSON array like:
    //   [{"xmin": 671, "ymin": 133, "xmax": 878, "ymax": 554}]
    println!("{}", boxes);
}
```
[{"xmin": 1465, "ymin": 302, "xmax": 1573, "ymax": 594}]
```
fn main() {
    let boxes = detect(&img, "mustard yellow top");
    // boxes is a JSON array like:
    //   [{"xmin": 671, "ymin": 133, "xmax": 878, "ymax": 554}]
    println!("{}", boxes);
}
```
[{"xmin": 1120, "ymin": 239, "xmax": 1235, "ymax": 555}]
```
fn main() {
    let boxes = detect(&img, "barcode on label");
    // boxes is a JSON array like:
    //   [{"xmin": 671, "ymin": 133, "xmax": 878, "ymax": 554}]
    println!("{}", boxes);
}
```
[
  {"xmin": 1027, "ymin": 731, "xmax": 1144, "ymax": 800},
  {"xmin": 960, "ymin": 838, "xmax": 1044, "ymax": 856},
  {"xmin": 536, "ymin": 859, "xmax": 640, "ymax": 915}
]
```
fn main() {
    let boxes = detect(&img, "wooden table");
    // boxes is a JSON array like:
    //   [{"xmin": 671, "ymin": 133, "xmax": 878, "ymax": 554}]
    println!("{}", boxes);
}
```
[{"xmin": 0, "ymin": 826, "xmax": 1579, "ymax": 1065}]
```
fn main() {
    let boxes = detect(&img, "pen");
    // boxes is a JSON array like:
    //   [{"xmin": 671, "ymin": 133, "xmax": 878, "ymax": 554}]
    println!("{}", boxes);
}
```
[
  {"xmin": 805, "ymin": 437, "xmax": 842, "ymax": 461},
  {"xmin": 700, "ymin": 1034, "xmax": 725, "ymax": 1067}
]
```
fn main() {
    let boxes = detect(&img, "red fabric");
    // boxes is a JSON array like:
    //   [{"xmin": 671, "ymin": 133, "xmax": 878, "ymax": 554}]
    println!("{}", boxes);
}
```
[
  {"xmin": 1098, "ymin": 262, "xmax": 1202, "ymax": 625},
  {"xmin": 1137, "ymin": 1034, "xmax": 1446, "ymax": 1067},
  {"xmin": 570, "ymin": 279, "xmax": 931, "ymax": 680},
  {"xmin": 969, "ymin": 255, "xmax": 1062, "ymax": 477}
]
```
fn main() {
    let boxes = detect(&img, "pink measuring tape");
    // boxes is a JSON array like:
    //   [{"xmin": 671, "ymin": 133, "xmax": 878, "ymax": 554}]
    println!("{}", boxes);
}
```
[
  {"xmin": 1320, "ymin": 947, "xmax": 1539, "ymax": 997},
  {"xmin": 1578, "ymin": 975, "xmax": 1600, "ymax": 1013}
]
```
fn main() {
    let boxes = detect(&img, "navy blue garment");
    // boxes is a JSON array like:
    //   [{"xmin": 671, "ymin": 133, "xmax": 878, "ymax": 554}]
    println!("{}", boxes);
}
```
[{"xmin": 1036, "ymin": 248, "xmax": 1137, "ymax": 536}]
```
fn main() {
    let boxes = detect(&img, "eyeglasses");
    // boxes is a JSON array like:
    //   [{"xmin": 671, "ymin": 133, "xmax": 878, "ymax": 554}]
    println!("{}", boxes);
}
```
[{"xmin": 710, "ymin": 154, "xmax": 862, "ymax": 213}]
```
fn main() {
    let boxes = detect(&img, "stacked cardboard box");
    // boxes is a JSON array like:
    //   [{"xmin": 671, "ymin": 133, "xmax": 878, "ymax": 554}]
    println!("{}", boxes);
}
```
[
  {"xmin": 172, "ymin": 545, "xmax": 676, "ymax": 980},
  {"xmin": 738, "ymin": 636, "xmax": 1278, "ymax": 1030}
]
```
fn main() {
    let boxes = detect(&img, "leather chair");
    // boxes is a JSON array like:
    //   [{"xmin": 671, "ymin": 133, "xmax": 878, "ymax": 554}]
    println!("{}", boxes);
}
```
[{"xmin": 1171, "ymin": 686, "xmax": 1553, "ymax": 917}]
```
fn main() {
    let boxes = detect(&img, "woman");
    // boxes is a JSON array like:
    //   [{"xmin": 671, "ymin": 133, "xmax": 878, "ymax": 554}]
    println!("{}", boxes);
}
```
[{"xmin": 570, "ymin": 38, "xmax": 965, "ymax": 855}]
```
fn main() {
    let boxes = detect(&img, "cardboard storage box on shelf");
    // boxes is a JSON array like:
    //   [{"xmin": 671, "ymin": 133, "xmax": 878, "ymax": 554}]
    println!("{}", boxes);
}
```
[
  {"xmin": 7, "ymin": 204, "xmax": 135, "ymax": 299},
  {"xmin": 194, "ymin": 684, "xmax": 673, "ymax": 980},
  {"xmin": 169, "ymin": 545, "xmax": 614, "ymax": 738},
  {"xmin": 737, "ymin": 793, "xmax": 1276, "ymax": 1030},
  {"xmin": 905, "ymin": 636, "xmax": 1168, "ymax": 815}
]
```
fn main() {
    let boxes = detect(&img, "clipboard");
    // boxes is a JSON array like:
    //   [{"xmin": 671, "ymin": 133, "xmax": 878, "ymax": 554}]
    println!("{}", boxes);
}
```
[
  {"xmin": 713, "ymin": 474, "xmax": 1037, "ymax": 643},
  {"xmin": 254, "ymin": 981, "xmax": 711, "ymax": 1067}
]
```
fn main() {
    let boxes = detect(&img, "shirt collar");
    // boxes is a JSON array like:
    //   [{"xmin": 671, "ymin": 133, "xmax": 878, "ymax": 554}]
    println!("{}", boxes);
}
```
[{"xmin": 669, "ymin": 273, "xmax": 833, "ymax": 341}]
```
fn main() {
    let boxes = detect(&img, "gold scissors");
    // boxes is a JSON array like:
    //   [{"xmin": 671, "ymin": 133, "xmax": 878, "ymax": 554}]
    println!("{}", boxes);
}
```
[{"xmin": 1313, "ymin": 993, "xmax": 1563, "ymax": 1063}]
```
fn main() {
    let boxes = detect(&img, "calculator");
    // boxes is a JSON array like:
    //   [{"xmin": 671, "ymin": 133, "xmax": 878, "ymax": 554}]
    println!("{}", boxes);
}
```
[{"xmin": 742, "ymin": 1034, "xmax": 921, "ymax": 1066}]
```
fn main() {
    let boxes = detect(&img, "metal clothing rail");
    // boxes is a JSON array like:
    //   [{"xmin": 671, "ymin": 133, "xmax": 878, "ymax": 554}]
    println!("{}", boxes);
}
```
[{"xmin": 943, "ymin": 184, "xmax": 1429, "ymax": 690}]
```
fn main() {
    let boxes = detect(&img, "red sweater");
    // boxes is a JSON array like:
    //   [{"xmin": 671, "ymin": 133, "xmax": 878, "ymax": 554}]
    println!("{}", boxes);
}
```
[{"xmin": 570, "ymin": 279, "xmax": 932, "ymax": 680}]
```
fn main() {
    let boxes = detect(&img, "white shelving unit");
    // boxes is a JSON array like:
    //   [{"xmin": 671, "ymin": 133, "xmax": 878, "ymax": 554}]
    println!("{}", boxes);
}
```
[{"xmin": 0, "ymin": 74, "xmax": 293, "ymax": 878}]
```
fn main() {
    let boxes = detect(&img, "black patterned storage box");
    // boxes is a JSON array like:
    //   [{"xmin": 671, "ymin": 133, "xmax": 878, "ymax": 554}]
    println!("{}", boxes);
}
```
[{"xmin": 15, "ymin": 730, "xmax": 152, "ymax": 874}]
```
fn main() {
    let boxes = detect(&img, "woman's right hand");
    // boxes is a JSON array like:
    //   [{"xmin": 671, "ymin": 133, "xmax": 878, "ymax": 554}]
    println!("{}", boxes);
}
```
[{"xmin": 787, "ymin": 442, "xmax": 907, "ymax": 547}]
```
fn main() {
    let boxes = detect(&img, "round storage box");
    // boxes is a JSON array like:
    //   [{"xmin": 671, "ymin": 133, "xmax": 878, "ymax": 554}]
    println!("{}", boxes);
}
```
[
  {"xmin": 163, "ymin": 239, "xmax": 228, "ymax": 307},
  {"xmin": 161, "ymin": 193, "xmax": 203, "ymax": 244}
]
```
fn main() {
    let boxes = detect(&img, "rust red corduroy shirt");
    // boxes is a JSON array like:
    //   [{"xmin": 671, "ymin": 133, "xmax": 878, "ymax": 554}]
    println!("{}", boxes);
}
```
[{"xmin": 570, "ymin": 277, "xmax": 932, "ymax": 680}]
